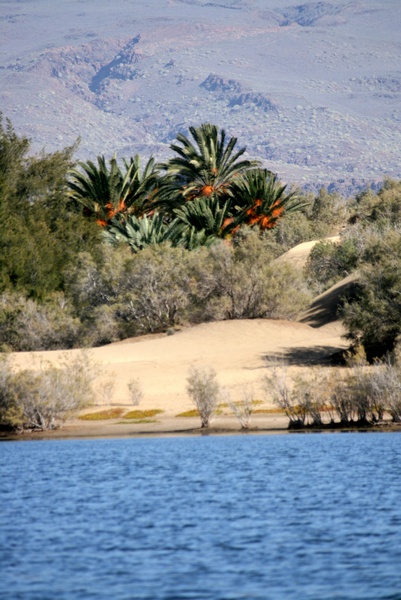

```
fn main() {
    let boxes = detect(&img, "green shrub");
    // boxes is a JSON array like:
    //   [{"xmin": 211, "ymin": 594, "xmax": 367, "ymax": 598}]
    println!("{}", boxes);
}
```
[
  {"xmin": 341, "ymin": 229, "xmax": 401, "ymax": 360},
  {"xmin": 196, "ymin": 232, "xmax": 311, "ymax": 321},
  {"xmin": 305, "ymin": 237, "xmax": 360, "ymax": 293}
]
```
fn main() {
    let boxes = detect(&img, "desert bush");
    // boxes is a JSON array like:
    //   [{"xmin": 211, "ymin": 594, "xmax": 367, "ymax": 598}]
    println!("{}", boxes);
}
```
[
  {"xmin": 262, "ymin": 362, "xmax": 305, "ymax": 428},
  {"xmin": 262, "ymin": 356, "xmax": 391, "ymax": 429},
  {"xmin": 351, "ymin": 179, "xmax": 401, "ymax": 229},
  {"xmin": 186, "ymin": 366, "xmax": 220, "ymax": 428},
  {"xmin": 310, "ymin": 188, "xmax": 349, "ymax": 232},
  {"xmin": 270, "ymin": 210, "xmax": 317, "ymax": 252},
  {"xmin": 119, "ymin": 244, "xmax": 195, "ymax": 334},
  {"xmin": 340, "ymin": 229, "xmax": 401, "ymax": 360},
  {"xmin": 0, "ymin": 356, "xmax": 23, "ymax": 428},
  {"xmin": 367, "ymin": 358, "xmax": 401, "ymax": 423},
  {"xmin": 64, "ymin": 248, "xmax": 128, "ymax": 319},
  {"xmin": 196, "ymin": 231, "xmax": 311, "ymax": 321},
  {"xmin": 225, "ymin": 384, "xmax": 255, "ymax": 429},
  {"xmin": 127, "ymin": 378, "xmax": 144, "ymax": 406},
  {"xmin": 329, "ymin": 379, "xmax": 354, "ymax": 424},
  {"xmin": 305, "ymin": 237, "xmax": 360, "ymax": 293},
  {"xmin": 0, "ymin": 352, "xmax": 96, "ymax": 430},
  {"xmin": 0, "ymin": 292, "xmax": 80, "ymax": 351},
  {"xmin": 67, "ymin": 233, "xmax": 311, "ymax": 338},
  {"xmin": 65, "ymin": 243, "xmax": 200, "ymax": 340},
  {"xmin": 292, "ymin": 375, "xmax": 326, "ymax": 427},
  {"xmin": 270, "ymin": 188, "xmax": 349, "ymax": 252},
  {"xmin": 94, "ymin": 377, "xmax": 115, "ymax": 405}
]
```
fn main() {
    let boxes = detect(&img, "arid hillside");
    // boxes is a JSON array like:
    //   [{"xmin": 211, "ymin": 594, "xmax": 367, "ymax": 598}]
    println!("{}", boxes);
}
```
[{"xmin": 1, "ymin": 0, "xmax": 401, "ymax": 193}]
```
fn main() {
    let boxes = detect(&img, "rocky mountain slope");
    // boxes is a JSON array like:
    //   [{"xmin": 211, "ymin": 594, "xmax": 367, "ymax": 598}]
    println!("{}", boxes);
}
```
[{"xmin": 1, "ymin": 0, "xmax": 400, "ymax": 193}]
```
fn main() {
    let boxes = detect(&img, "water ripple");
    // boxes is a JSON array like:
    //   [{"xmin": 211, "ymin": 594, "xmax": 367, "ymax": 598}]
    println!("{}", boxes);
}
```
[{"xmin": 1, "ymin": 433, "xmax": 401, "ymax": 599}]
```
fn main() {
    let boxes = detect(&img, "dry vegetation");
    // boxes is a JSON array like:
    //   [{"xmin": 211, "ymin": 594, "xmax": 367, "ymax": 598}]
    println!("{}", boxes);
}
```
[{"xmin": 3, "ymin": 116, "xmax": 401, "ymax": 433}]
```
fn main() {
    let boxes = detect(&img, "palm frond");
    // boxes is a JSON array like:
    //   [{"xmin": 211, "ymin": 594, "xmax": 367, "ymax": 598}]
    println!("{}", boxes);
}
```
[
  {"xmin": 231, "ymin": 168, "xmax": 307, "ymax": 231},
  {"xmin": 103, "ymin": 212, "xmax": 171, "ymax": 252},
  {"xmin": 155, "ymin": 123, "xmax": 260, "ymax": 214}
]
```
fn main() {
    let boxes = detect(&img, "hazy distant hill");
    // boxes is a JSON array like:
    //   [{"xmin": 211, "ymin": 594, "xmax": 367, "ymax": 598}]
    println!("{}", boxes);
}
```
[{"xmin": 1, "ymin": 0, "xmax": 400, "ymax": 193}]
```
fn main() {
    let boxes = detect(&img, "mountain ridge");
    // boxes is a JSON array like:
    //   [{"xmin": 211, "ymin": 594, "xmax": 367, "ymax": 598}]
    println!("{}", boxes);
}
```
[{"xmin": 1, "ymin": 0, "xmax": 400, "ymax": 194}]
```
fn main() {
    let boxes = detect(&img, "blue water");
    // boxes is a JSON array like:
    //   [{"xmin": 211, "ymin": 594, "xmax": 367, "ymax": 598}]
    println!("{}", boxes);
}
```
[{"xmin": 1, "ymin": 432, "xmax": 401, "ymax": 600}]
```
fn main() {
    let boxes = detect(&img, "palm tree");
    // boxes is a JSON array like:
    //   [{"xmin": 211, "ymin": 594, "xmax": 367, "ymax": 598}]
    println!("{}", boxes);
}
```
[
  {"xmin": 103, "ymin": 212, "xmax": 173, "ymax": 252},
  {"xmin": 104, "ymin": 197, "xmax": 236, "ymax": 252},
  {"xmin": 169, "ymin": 195, "xmax": 238, "ymax": 248},
  {"xmin": 68, "ymin": 154, "xmax": 158, "ymax": 226},
  {"xmin": 156, "ymin": 123, "xmax": 260, "ymax": 215},
  {"xmin": 231, "ymin": 168, "xmax": 306, "ymax": 231}
]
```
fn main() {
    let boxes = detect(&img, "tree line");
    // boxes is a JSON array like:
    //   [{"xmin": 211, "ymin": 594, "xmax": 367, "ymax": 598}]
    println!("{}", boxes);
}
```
[{"xmin": 2, "ymin": 113, "xmax": 401, "ymax": 362}]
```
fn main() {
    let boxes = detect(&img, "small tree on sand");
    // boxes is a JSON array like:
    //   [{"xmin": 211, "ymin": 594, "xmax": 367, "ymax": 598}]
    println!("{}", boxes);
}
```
[
  {"xmin": 224, "ymin": 384, "xmax": 255, "ymax": 429},
  {"xmin": 0, "ymin": 352, "xmax": 96, "ymax": 431},
  {"xmin": 128, "ymin": 378, "xmax": 144, "ymax": 406},
  {"xmin": 186, "ymin": 366, "xmax": 220, "ymax": 428}
]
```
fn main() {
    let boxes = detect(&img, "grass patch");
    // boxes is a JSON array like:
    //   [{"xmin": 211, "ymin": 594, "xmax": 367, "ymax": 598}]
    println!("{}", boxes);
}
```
[
  {"xmin": 176, "ymin": 408, "xmax": 223, "ymax": 418},
  {"xmin": 218, "ymin": 399, "xmax": 264, "ymax": 409},
  {"xmin": 117, "ymin": 419, "xmax": 157, "ymax": 424},
  {"xmin": 123, "ymin": 409, "xmax": 163, "ymax": 419},
  {"xmin": 176, "ymin": 409, "xmax": 200, "ymax": 418},
  {"xmin": 253, "ymin": 408, "xmax": 285, "ymax": 414},
  {"xmin": 79, "ymin": 408, "xmax": 125, "ymax": 420}
]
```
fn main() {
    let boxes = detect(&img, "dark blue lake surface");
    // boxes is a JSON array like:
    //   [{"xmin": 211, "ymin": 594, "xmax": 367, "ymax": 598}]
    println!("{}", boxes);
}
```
[{"xmin": 1, "ymin": 432, "xmax": 401, "ymax": 600}]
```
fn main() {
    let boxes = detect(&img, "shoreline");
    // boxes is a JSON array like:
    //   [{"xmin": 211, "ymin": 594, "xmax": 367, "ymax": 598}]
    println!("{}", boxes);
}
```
[{"xmin": 2, "ymin": 413, "xmax": 400, "ymax": 442}]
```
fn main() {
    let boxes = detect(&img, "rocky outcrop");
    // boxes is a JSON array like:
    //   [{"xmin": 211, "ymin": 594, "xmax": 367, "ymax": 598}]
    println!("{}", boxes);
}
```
[
  {"xmin": 200, "ymin": 73, "xmax": 242, "ymax": 94},
  {"xmin": 90, "ymin": 35, "xmax": 142, "ymax": 93},
  {"xmin": 201, "ymin": 74, "xmax": 278, "ymax": 113},
  {"xmin": 229, "ymin": 92, "xmax": 278, "ymax": 113},
  {"xmin": 281, "ymin": 2, "xmax": 343, "ymax": 27}
]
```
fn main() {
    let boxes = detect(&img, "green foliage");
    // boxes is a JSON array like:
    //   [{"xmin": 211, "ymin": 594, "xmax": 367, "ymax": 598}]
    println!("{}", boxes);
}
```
[
  {"xmin": 341, "ymin": 230, "xmax": 401, "ymax": 359},
  {"xmin": 310, "ymin": 188, "xmax": 349, "ymax": 231},
  {"xmin": 11, "ymin": 113, "xmax": 401, "ymax": 358},
  {"xmin": 0, "ymin": 114, "xmax": 101, "ymax": 300},
  {"xmin": 123, "ymin": 409, "xmax": 163, "ymax": 419},
  {"xmin": 195, "ymin": 230, "xmax": 311, "ymax": 321},
  {"xmin": 305, "ymin": 237, "xmax": 360, "ymax": 293},
  {"xmin": 168, "ymin": 195, "xmax": 236, "ymax": 247},
  {"xmin": 104, "ymin": 212, "xmax": 173, "ymax": 252},
  {"xmin": 156, "ymin": 123, "xmax": 259, "ymax": 214},
  {"xmin": 175, "ymin": 409, "xmax": 200, "ymax": 418},
  {"xmin": 231, "ymin": 169, "xmax": 307, "ymax": 231},
  {"xmin": 68, "ymin": 154, "xmax": 159, "ymax": 224},
  {"xmin": 267, "ymin": 187, "xmax": 350, "ymax": 254},
  {"xmin": 119, "ymin": 244, "xmax": 195, "ymax": 334},
  {"xmin": 64, "ymin": 229, "xmax": 312, "ymax": 345},
  {"xmin": 352, "ymin": 179, "xmax": 401, "ymax": 229}
]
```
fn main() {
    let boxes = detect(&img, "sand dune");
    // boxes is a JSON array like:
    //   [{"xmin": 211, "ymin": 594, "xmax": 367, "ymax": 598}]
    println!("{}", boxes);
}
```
[
  {"xmin": 11, "ymin": 318, "xmax": 348, "ymax": 415},
  {"xmin": 8, "ymin": 237, "xmax": 353, "ymax": 437},
  {"xmin": 275, "ymin": 236, "xmax": 340, "ymax": 269}
]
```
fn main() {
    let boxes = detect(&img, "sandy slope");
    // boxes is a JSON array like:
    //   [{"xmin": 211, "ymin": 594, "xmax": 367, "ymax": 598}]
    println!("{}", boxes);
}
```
[
  {"xmin": 275, "ymin": 236, "xmax": 340, "ymax": 269},
  {"xmin": 11, "ymin": 318, "xmax": 347, "ymax": 415},
  {"xmin": 7, "ymin": 236, "xmax": 353, "ymax": 437}
]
